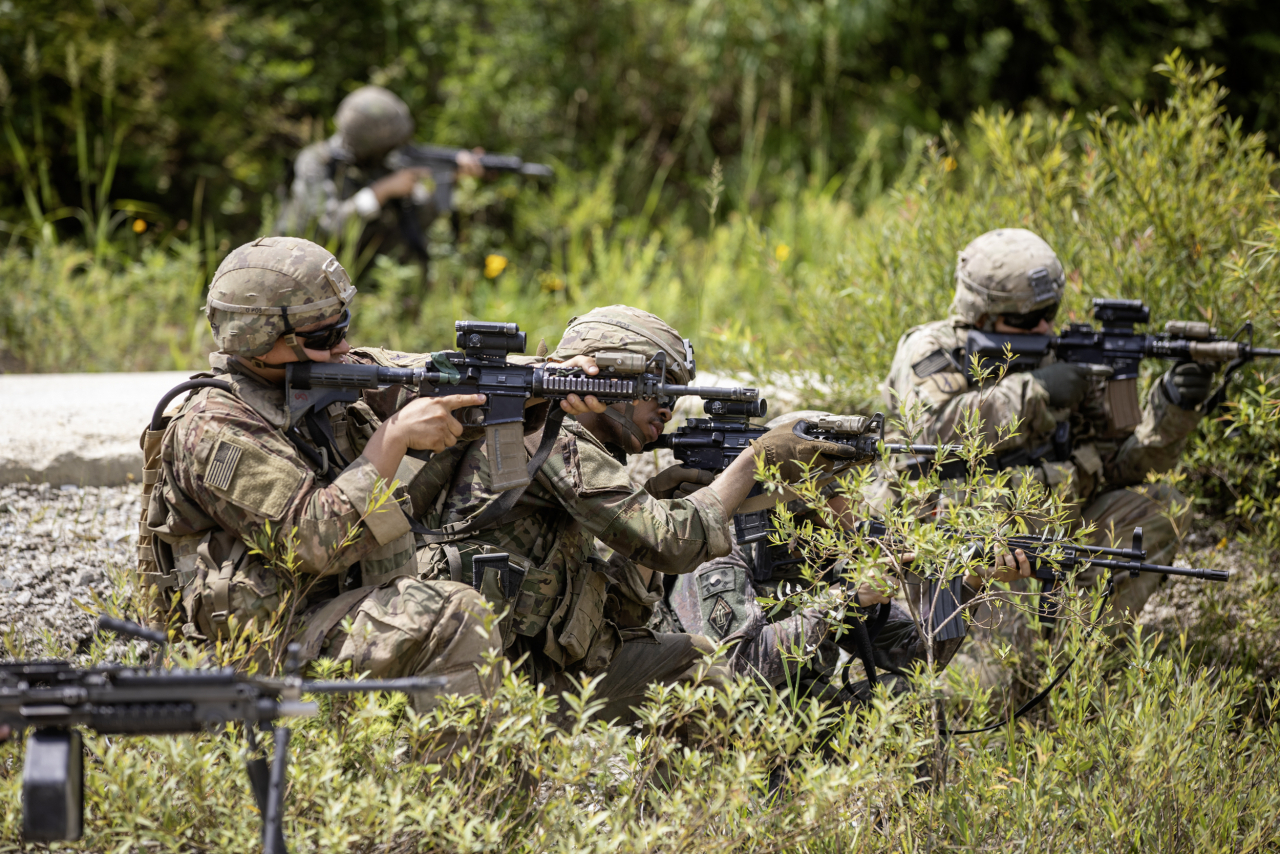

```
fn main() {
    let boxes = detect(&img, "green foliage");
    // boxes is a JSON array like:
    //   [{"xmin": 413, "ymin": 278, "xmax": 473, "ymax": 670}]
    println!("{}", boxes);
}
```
[{"xmin": 6, "ymin": 0, "xmax": 1280, "ymax": 244}]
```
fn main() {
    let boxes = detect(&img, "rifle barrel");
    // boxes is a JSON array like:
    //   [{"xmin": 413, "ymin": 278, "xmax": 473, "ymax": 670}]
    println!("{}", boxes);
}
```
[
  {"xmin": 661, "ymin": 384, "xmax": 760, "ymax": 402},
  {"xmin": 882, "ymin": 443, "xmax": 965, "ymax": 456},
  {"xmin": 1087, "ymin": 557, "xmax": 1229, "ymax": 581}
]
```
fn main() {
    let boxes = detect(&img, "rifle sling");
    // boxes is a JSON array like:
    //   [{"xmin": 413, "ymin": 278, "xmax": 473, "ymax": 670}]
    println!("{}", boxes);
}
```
[{"xmin": 946, "ymin": 654, "xmax": 1077, "ymax": 737}]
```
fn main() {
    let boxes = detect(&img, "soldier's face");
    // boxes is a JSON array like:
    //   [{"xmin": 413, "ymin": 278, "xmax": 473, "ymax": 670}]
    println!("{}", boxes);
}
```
[
  {"xmin": 609, "ymin": 397, "xmax": 672, "ymax": 452},
  {"xmin": 993, "ymin": 315, "xmax": 1053, "ymax": 335},
  {"xmin": 251, "ymin": 313, "xmax": 353, "ymax": 370}
]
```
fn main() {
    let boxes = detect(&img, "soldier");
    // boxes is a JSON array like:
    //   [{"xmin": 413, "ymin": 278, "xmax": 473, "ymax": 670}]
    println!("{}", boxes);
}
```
[
  {"xmin": 881, "ymin": 227, "xmax": 1216, "ymax": 688},
  {"xmin": 416, "ymin": 306, "xmax": 856, "ymax": 725},
  {"xmin": 652, "ymin": 410, "xmax": 1032, "ymax": 704},
  {"xmin": 138, "ymin": 236, "xmax": 601, "ymax": 705},
  {"xmin": 276, "ymin": 85, "xmax": 482, "ymax": 264}
]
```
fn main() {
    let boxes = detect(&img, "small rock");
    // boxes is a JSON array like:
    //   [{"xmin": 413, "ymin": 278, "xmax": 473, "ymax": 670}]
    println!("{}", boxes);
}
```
[{"xmin": 14, "ymin": 590, "xmax": 32, "ymax": 606}]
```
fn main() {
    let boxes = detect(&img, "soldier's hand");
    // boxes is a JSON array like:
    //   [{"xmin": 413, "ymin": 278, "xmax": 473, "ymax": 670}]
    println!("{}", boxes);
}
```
[
  {"xmin": 456, "ymin": 148, "xmax": 485, "ymax": 178},
  {"xmin": 967, "ymin": 548, "xmax": 1033, "ymax": 587},
  {"xmin": 749, "ymin": 422, "xmax": 868, "ymax": 483},
  {"xmin": 1029, "ymin": 362, "xmax": 1091, "ymax": 409},
  {"xmin": 0, "ymin": 724, "xmax": 10, "ymax": 743},
  {"xmin": 372, "ymin": 167, "xmax": 432, "ymax": 204},
  {"xmin": 852, "ymin": 579, "xmax": 895, "ymax": 607},
  {"xmin": 546, "ymin": 355, "xmax": 608, "ymax": 415},
  {"xmin": 1163, "ymin": 360, "xmax": 1216, "ymax": 409},
  {"xmin": 645, "ymin": 465, "xmax": 715, "ymax": 499},
  {"xmin": 390, "ymin": 394, "xmax": 488, "ymax": 452}
]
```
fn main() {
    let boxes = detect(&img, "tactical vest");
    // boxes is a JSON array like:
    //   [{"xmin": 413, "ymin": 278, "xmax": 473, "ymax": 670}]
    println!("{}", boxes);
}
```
[
  {"xmin": 136, "ymin": 371, "xmax": 418, "ymax": 642},
  {"xmin": 412, "ymin": 427, "xmax": 618, "ymax": 672}
]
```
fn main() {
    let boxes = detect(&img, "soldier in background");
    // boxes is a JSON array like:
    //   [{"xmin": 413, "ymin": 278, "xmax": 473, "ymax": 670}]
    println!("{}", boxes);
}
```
[
  {"xmin": 277, "ymin": 85, "xmax": 482, "ymax": 264},
  {"xmin": 880, "ymin": 227, "xmax": 1218, "ymax": 691}
]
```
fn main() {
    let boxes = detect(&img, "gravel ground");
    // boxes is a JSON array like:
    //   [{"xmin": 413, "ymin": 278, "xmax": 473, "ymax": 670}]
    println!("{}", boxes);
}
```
[{"xmin": 0, "ymin": 483, "xmax": 141, "ymax": 654}]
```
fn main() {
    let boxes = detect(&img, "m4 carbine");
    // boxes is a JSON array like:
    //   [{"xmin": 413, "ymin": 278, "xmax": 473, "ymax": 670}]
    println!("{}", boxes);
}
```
[
  {"xmin": 385, "ymin": 144, "xmax": 553, "ymax": 214},
  {"xmin": 285, "ymin": 320, "xmax": 759, "ymax": 492},
  {"xmin": 2, "ymin": 617, "xmax": 442, "ymax": 853},
  {"xmin": 657, "ymin": 407, "xmax": 963, "ymax": 475},
  {"xmin": 965, "ymin": 298, "xmax": 1280, "ymax": 430}
]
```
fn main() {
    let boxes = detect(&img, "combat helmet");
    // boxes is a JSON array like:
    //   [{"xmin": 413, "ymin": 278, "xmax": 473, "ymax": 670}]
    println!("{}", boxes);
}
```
[
  {"xmin": 950, "ymin": 228, "xmax": 1065, "ymax": 328},
  {"xmin": 334, "ymin": 85, "xmax": 414, "ymax": 161},
  {"xmin": 206, "ymin": 236, "xmax": 357, "ymax": 364},
  {"xmin": 551, "ymin": 305, "xmax": 695, "ymax": 445}
]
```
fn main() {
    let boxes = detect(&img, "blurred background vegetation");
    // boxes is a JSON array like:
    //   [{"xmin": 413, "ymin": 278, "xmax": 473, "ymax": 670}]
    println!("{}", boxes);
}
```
[{"xmin": 5, "ymin": 0, "xmax": 1280, "ymax": 242}]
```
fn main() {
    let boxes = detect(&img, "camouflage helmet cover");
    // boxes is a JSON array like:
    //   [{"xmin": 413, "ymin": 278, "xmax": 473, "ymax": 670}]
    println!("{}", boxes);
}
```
[
  {"xmin": 551, "ymin": 305, "xmax": 696, "ymax": 385},
  {"xmin": 334, "ymin": 85, "xmax": 414, "ymax": 161},
  {"xmin": 206, "ymin": 236, "xmax": 357, "ymax": 358},
  {"xmin": 949, "ymin": 228, "xmax": 1065, "ymax": 326}
]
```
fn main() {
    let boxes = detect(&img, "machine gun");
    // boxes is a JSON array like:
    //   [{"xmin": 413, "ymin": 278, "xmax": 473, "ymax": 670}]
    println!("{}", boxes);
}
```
[
  {"xmin": 285, "ymin": 320, "xmax": 759, "ymax": 492},
  {"xmin": 2, "ymin": 617, "xmax": 443, "ymax": 852},
  {"xmin": 965, "ymin": 298, "xmax": 1280, "ymax": 431},
  {"xmin": 386, "ymin": 144, "xmax": 553, "ymax": 214}
]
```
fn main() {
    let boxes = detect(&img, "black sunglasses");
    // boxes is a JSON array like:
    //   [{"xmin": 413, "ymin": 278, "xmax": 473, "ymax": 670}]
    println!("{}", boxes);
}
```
[
  {"xmin": 1001, "ymin": 302, "xmax": 1059, "ymax": 330},
  {"xmin": 295, "ymin": 309, "xmax": 351, "ymax": 350}
]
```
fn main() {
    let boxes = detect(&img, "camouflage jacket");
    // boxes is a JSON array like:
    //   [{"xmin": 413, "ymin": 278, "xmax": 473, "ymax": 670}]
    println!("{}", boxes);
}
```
[
  {"xmin": 145, "ymin": 348, "xmax": 434, "ymax": 641},
  {"xmin": 881, "ymin": 317, "xmax": 1202, "ymax": 502},
  {"xmin": 419, "ymin": 417, "xmax": 732, "ymax": 675},
  {"xmin": 276, "ymin": 136, "xmax": 439, "ymax": 259}
]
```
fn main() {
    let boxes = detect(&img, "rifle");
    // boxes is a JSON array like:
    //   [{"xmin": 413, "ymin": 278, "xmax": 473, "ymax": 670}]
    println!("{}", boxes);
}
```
[
  {"xmin": 656, "ymin": 407, "xmax": 962, "ymax": 474},
  {"xmin": 965, "ymin": 298, "xmax": 1280, "ymax": 430},
  {"xmin": 2, "ymin": 617, "xmax": 443, "ymax": 852},
  {"xmin": 285, "ymin": 320, "xmax": 759, "ymax": 492},
  {"xmin": 385, "ymin": 144, "xmax": 553, "ymax": 214},
  {"xmin": 695, "ymin": 411, "xmax": 964, "ymax": 546}
]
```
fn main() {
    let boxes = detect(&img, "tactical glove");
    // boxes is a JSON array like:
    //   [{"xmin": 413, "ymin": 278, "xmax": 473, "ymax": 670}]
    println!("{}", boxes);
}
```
[
  {"xmin": 1029, "ymin": 361, "xmax": 1091, "ymax": 409},
  {"xmin": 645, "ymin": 464, "xmax": 715, "ymax": 499},
  {"xmin": 750, "ymin": 422, "xmax": 868, "ymax": 483},
  {"xmin": 1162, "ymin": 360, "xmax": 1217, "ymax": 409}
]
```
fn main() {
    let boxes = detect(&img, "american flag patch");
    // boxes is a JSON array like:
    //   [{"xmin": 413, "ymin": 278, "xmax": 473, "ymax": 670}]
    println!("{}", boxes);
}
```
[
  {"xmin": 205, "ymin": 440, "xmax": 243, "ymax": 491},
  {"xmin": 912, "ymin": 349, "xmax": 953, "ymax": 379}
]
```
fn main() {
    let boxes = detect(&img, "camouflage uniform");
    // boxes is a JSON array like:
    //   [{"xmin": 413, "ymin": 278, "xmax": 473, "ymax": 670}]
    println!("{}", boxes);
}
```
[
  {"xmin": 141, "ymin": 238, "xmax": 498, "ymax": 703},
  {"xmin": 417, "ymin": 307, "xmax": 732, "ymax": 724},
  {"xmin": 653, "ymin": 537, "xmax": 977, "ymax": 703},
  {"xmin": 880, "ymin": 228, "xmax": 1203, "ymax": 693},
  {"xmin": 276, "ymin": 86, "xmax": 439, "ymax": 262}
]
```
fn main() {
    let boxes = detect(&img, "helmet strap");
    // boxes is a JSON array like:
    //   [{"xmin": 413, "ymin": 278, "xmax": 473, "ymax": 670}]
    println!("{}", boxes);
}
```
[
  {"xmin": 600, "ymin": 402, "xmax": 647, "ymax": 449},
  {"xmin": 279, "ymin": 308, "xmax": 312, "ymax": 362}
]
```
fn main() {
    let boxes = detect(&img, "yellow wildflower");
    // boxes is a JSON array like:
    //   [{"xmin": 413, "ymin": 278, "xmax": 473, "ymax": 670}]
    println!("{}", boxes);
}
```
[
  {"xmin": 132, "ymin": 218, "xmax": 147, "ymax": 234},
  {"xmin": 774, "ymin": 243, "xmax": 791, "ymax": 262},
  {"xmin": 942, "ymin": 156, "xmax": 958, "ymax": 172},
  {"xmin": 484, "ymin": 254, "xmax": 508, "ymax": 279}
]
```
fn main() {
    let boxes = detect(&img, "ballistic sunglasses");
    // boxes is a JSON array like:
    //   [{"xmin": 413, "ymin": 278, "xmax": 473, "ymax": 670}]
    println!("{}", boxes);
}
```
[{"xmin": 295, "ymin": 309, "xmax": 351, "ymax": 351}]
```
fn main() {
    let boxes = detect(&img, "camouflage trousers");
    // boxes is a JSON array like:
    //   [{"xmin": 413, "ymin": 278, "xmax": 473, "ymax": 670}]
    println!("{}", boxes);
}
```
[
  {"xmin": 538, "ymin": 631, "xmax": 729, "ymax": 728},
  {"xmin": 655, "ymin": 541, "xmax": 969, "ymax": 702},
  {"xmin": 950, "ymin": 482, "xmax": 1192, "ymax": 701},
  {"xmin": 315, "ymin": 576, "xmax": 502, "ymax": 709}
]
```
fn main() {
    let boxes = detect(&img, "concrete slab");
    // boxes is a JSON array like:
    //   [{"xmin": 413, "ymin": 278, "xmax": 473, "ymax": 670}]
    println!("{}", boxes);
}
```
[
  {"xmin": 0, "ymin": 368, "xmax": 823, "ymax": 487},
  {"xmin": 0, "ymin": 371, "xmax": 191, "ymax": 486}
]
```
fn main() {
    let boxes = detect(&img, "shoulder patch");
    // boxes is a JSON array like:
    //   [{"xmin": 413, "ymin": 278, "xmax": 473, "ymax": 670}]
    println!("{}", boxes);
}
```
[
  {"xmin": 574, "ymin": 437, "xmax": 633, "ymax": 495},
  {"xmin": 912, "ymin": 349, "xmax": 954, "ymax": 379},
  {"xmin": 205, "ymin": 439, "xmax": 243, "ymax": 491},
  {"xmin": 707, "ymin": 595, "xmax": 735, "ymax": 637},
  {"xmin": 201, "ymin": 432, "xmax": 304, "ymax": 520},
  {"xmin": 697, "ymin": 566, "xmax": 735, "ymax": 598}
]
